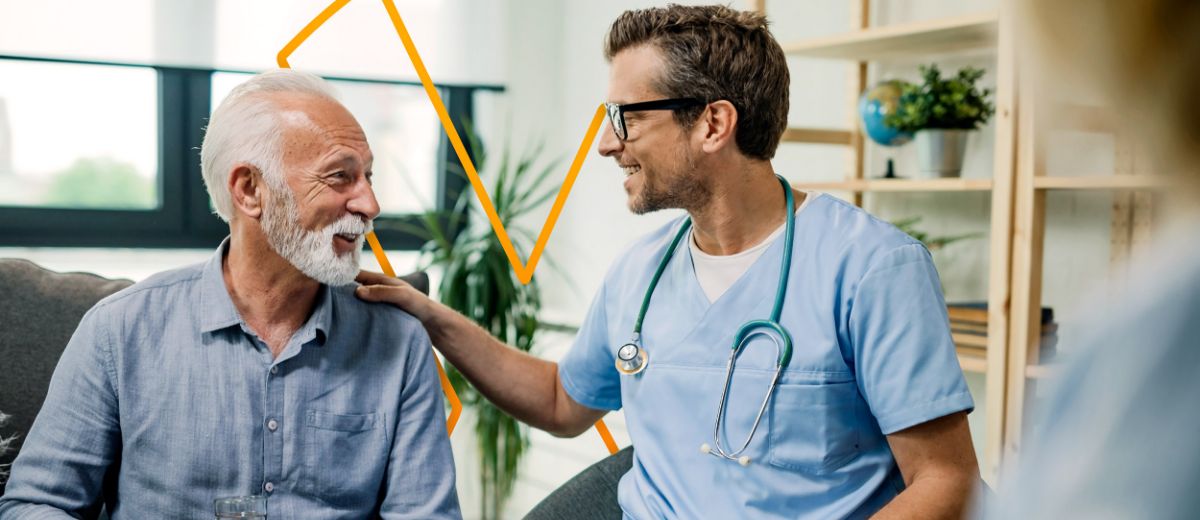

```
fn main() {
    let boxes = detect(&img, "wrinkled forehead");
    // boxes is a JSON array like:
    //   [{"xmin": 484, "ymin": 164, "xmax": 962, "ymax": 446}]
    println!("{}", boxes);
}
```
[{"xmin": 270, "ymin": 92, "xmax": 373, "ymax": 169}]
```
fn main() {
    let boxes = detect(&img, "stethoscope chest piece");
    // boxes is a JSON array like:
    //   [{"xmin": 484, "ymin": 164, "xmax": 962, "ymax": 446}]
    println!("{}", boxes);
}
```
[{"xmin": 615, "ymin": 341, "xmax": 649, "ymax": 375}]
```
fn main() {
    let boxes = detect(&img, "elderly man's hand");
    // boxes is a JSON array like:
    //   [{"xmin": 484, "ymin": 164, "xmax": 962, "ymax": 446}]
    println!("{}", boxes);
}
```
[{"xmin": 355, "ymin": 271, "xmax": 435, "ymax": 322}]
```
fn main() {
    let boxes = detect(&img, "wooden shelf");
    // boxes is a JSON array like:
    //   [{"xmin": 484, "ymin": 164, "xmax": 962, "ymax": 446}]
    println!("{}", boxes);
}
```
[
  {"xmin": 793, "ymin": 178, "xmax": 993, "ymax": 193},
  {"xmin": 1025, "ymin": 363, "xmax": 1060, "ymax": 380},
  {"xmin": 1033, "ymin": 175, "xmax": 1171, "ymax": 190},
  {"xmin": 781, "ymin": 127, "xmax": 855, "ymax": 146},
  {"xmin": 956, "ymin": 347, "xmax": 987, "ymax": 374},
  {"xmin": 783, "ymin": 12, "xmax": 999, "ymax": 61}
]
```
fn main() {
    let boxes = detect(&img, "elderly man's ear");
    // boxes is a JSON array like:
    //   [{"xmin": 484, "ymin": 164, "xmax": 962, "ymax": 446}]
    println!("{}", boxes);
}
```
[{"xmin": 228, "ymin": 164, "xmax": 266, "ymax": 219}]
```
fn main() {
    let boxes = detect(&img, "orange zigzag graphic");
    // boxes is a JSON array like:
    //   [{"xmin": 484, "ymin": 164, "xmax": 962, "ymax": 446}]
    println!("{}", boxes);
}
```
[{"xmin": 277, "ymin": 0, "xmax": 618, "ymax": 454}]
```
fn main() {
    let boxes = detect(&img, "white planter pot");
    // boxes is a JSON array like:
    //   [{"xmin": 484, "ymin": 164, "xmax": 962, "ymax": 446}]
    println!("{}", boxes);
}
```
[{"xmin": 915, "ymin": 129, "xmax": 970, "ymax": 178}]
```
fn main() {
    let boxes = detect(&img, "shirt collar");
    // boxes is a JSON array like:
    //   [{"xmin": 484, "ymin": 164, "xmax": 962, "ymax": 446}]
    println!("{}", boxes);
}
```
[{"xmin": 198, "ymin": 237, "xmax": 333, "ymax": 346}]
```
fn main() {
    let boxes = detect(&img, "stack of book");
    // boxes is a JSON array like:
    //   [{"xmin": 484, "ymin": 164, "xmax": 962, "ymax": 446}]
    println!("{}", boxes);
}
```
[{"xmin": 947, "ymin": 302, "xmax": 1058, "ymax": 362}]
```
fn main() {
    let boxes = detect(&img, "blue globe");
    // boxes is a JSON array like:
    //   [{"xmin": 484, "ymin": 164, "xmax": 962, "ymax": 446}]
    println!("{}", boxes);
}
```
[{"xmin": 858, "ymin": 80, "xmax": 914, "ymax": 147}]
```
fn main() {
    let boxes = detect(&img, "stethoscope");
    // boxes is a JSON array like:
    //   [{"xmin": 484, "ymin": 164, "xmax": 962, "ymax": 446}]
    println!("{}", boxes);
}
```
[{"xmin": 615, "ymin": 174, "xmax": 795, "ymax": 466}]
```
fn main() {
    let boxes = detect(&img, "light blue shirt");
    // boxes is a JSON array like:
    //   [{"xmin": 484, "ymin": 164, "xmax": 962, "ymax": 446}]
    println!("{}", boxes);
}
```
[
  {"xmin": 559, "ymin": 193, "xmax": 974, "ymax": 519},
  {"xmin": 0, "ymin": 239, "xmax": 461, "ymax": 519}
]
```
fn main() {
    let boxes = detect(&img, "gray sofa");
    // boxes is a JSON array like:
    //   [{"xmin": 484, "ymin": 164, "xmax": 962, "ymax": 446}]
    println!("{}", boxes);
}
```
[{"xmin": 0, "ymin": 258, "xmax": 133, "ymax": 497}]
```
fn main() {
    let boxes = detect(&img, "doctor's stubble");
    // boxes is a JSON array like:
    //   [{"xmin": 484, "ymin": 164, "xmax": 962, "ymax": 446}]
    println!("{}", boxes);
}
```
[{"xmin": 628, "ymin": 141, "xmax": 711, "ymax": 215}]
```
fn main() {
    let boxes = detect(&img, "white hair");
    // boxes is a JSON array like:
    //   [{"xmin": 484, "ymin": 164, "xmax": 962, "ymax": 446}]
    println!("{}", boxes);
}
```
[{"xmin": 200, "ymin": 69, "xmax": 339, "ymax": 222}]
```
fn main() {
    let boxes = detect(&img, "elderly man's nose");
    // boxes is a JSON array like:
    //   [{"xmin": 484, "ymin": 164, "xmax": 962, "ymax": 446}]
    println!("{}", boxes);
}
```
[{"xmin": 348, "ymin": 180, "xmax": 381, "ymax": 221}]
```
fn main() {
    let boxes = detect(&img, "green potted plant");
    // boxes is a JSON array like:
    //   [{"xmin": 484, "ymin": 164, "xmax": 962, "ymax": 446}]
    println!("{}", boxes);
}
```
[
  {"xmin": 379, "ymin": 125, "xmax": 563, "ymax": 519},
  {"xmin": 885, "ymin": 64, "xmax": 995, "ymax": 177}
]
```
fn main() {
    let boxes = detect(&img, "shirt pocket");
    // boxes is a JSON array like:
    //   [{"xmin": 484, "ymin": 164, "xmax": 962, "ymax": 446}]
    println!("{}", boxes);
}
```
[
  {"xmin": 767, "ymin": 377, "xmax": 864, "ymax": 475},
  {"xmin": 301, "ymin": 409, "xmax": 387, "ymax": 504}
]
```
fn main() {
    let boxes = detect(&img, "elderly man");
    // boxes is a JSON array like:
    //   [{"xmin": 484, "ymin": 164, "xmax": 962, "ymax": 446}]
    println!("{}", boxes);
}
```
[{"xmin": 0, "ymin": 70, "xmax": 461, "ymax": 519}]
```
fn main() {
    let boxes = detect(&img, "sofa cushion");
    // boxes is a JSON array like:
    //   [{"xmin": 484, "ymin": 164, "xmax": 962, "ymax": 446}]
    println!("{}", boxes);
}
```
[{"xmin": 0, "ymin": 259, "xmax": 132, "ymax": 491}]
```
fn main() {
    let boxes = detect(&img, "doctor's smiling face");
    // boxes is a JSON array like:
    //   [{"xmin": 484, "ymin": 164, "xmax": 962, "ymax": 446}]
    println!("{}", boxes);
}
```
[{"xmin": 598, "ymin": 44, "xmax": 710, "ymax": 215}]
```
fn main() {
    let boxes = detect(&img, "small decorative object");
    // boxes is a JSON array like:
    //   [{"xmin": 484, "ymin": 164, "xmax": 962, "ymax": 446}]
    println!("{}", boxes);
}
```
[
  {"xmin": 859, "ymin": 80, "xmax": 914, "ymax": 179},
  {"xmin": 858, "ymin": 79, "xmax": 915, "ymax": 147},
  {"xmin": 886, "ymin": 64, "xmax": 995, "ymax": 178}
]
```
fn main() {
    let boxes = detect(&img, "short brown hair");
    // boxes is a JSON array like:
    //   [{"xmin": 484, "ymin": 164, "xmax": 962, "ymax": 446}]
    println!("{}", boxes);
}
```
[{"xmin": 604, "ymin": 4, "xmax": 789, "ymax": 161}]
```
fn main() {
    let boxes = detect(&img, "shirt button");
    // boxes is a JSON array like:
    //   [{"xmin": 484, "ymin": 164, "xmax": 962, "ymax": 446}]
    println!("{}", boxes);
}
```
[
  {"xmin": 267, "ymin": 419, "xmax": 278, "ymax": 431},
  {"xmin": 263, "ymin": 481, "xmax": 274, "ymax": 493},
  {"xmin": 270, "ymin": 365, "xmax": 279, "ymax": 375}
]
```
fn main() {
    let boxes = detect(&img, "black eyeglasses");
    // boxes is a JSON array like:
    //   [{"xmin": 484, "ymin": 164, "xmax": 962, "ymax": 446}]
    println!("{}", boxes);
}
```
[{"xmin": 604, "ymin": 98, "xmax": 706, "ymax": 141}]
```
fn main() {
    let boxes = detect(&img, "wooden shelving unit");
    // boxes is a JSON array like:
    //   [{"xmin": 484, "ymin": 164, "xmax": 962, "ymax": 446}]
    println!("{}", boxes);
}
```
[
  {"xmin": 1032, "ymin": 175, "xmax": 1170, "ymax": 190},
  {"xmin": 782, "ymin": 12, "xmax": 999, "ymax": 61},
  {"xmin": 763, "ymin": 0, "xmax": 1163, "ymax": 488},
  {"xmin": 793, "ymin": 178, "xmax": 993, "ymax": 192},
  {"xmin": 1003, "ymin": 83, "xmax": 1160, "ymax": 467},
  {"xmin": 956, "ymin": 347, "xmax": 988, "ymax": 374},
  {"xmin": 760, "ymin": 0, "xmax": 1018, "ymax": 483},
  {"xmin": 1024, "ymin": 363, "xmax": 1060, "ymax": 380}
]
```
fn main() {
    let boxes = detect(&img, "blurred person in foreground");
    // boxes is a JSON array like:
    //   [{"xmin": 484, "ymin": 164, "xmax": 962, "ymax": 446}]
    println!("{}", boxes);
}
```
[{"xmin": 986, "ymin": 1, "xmax": 1200, "ymax": 518}]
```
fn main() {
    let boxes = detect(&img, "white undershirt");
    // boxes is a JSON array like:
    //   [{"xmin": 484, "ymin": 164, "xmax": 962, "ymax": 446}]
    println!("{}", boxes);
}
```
[{"xmin": 688, "ymin": 191, "xmax": 819, "ymax": 303}]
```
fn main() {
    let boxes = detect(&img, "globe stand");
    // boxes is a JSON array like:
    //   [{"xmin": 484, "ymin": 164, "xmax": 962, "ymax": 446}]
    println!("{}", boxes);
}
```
[{"xmin": 879, "ymin": 158, "xmax": 902, "ymax": 180}]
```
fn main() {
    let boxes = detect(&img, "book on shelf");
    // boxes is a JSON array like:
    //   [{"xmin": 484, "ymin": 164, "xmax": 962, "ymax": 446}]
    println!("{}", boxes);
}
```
[
  {"xmin": 947, "ymin": 301, "xmax": 1060, "ymax": 363},
  {"xmin": 950, "ymin": 322, "xmax": 1059, "ymax": 336},
  {"xmin": 946, "ymin": 301, "xmax": 1054, "ymax": 326}
]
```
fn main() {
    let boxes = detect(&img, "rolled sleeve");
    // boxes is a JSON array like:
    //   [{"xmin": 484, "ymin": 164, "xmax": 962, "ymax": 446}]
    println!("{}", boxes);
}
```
[{"xmin": 849, "ymin": 244, "xmax": 974, "ymax": 434}]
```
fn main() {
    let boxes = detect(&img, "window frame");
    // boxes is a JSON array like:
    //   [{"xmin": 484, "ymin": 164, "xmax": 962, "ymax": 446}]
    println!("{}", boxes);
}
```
[{"xmin": 0, "ymin": 54, "xmax": 498, "ymax": 249}]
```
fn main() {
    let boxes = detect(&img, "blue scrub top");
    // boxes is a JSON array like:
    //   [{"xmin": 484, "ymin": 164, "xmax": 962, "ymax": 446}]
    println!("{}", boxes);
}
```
[{"xmin": 559, "ymin": 193, "xmax": 974, "ymax": 519}]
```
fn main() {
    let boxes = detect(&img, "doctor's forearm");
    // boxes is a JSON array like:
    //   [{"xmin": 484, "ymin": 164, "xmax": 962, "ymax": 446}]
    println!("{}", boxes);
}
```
[
  {"xmin": 870, "ymin": 475, "xmax": 973, "ymax": 520},
  {"xmin": 422, "ymin": 302, "xmax": 592, "ymax": 435}
]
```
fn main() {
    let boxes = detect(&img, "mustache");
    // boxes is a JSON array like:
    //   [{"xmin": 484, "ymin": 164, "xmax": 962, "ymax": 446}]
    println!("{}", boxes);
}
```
[{"xmin": 325, "ymin": 215, "xmax": 373, "ymax": 236}]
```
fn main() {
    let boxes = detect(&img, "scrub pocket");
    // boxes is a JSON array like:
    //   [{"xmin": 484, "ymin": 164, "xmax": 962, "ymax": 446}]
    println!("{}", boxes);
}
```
[
  {"xmin": 767, "ymin": 378, "xmax": 863, "ymax": 474},
  {"xmin": 301, "ymin": 409, "xmax": 387, "ymax": 503}
]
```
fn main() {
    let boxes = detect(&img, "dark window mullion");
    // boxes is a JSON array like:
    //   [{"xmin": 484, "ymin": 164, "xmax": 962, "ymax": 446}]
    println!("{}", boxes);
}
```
[
  {"xmin": 156, "ymin": 67, "xmax": 189, "ymax": 235},
  {"xmin": 179, "ymin": 69, "xmax": 226, "ymax": 242}
]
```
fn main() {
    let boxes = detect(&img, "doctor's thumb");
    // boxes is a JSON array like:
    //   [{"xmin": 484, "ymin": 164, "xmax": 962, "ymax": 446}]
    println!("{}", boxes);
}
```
[{"xmin": 356, "ymin": 284, "xmax": 405, "ymax": 305}]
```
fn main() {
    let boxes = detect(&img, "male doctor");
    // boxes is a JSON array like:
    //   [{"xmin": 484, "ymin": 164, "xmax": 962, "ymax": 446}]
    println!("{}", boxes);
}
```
[{"xmin": 357, "ymin": 5, "xmax": 978, "ymax": 518}]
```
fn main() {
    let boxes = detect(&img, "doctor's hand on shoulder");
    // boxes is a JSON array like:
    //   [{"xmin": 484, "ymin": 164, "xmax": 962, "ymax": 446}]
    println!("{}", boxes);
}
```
[
  {"xmin": 354, "ymin": 269, "xmax": 606, "ymax": 438},
  {"xmin": 355, "ymin": 271, "xmax": 437, "ymax": 321}
]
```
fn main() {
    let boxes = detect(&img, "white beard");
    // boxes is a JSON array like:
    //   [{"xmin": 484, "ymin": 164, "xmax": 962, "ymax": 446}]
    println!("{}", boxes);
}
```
[{"xmin": 260, "ymin": 185, "xmax": 372, "ymax": 286}]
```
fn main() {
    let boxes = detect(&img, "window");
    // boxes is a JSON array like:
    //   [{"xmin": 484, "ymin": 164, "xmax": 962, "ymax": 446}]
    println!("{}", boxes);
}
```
[
  {"xmin": 0, "ymin": 55, "xmax": 498, "ymax": 249},
  {"xmin": 0, "ymin": 59, "xmax": 159, "ymax": 210}
]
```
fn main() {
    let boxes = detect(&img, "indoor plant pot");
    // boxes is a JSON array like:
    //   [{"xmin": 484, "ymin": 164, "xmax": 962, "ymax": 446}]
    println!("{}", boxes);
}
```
[
  {"xmin": 915, "ymin": 128, "xmax": 970, "ymax": 177},
  {"xmin": 886, "ymin": 64, "xmax": 994, "ymax": 179}
]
